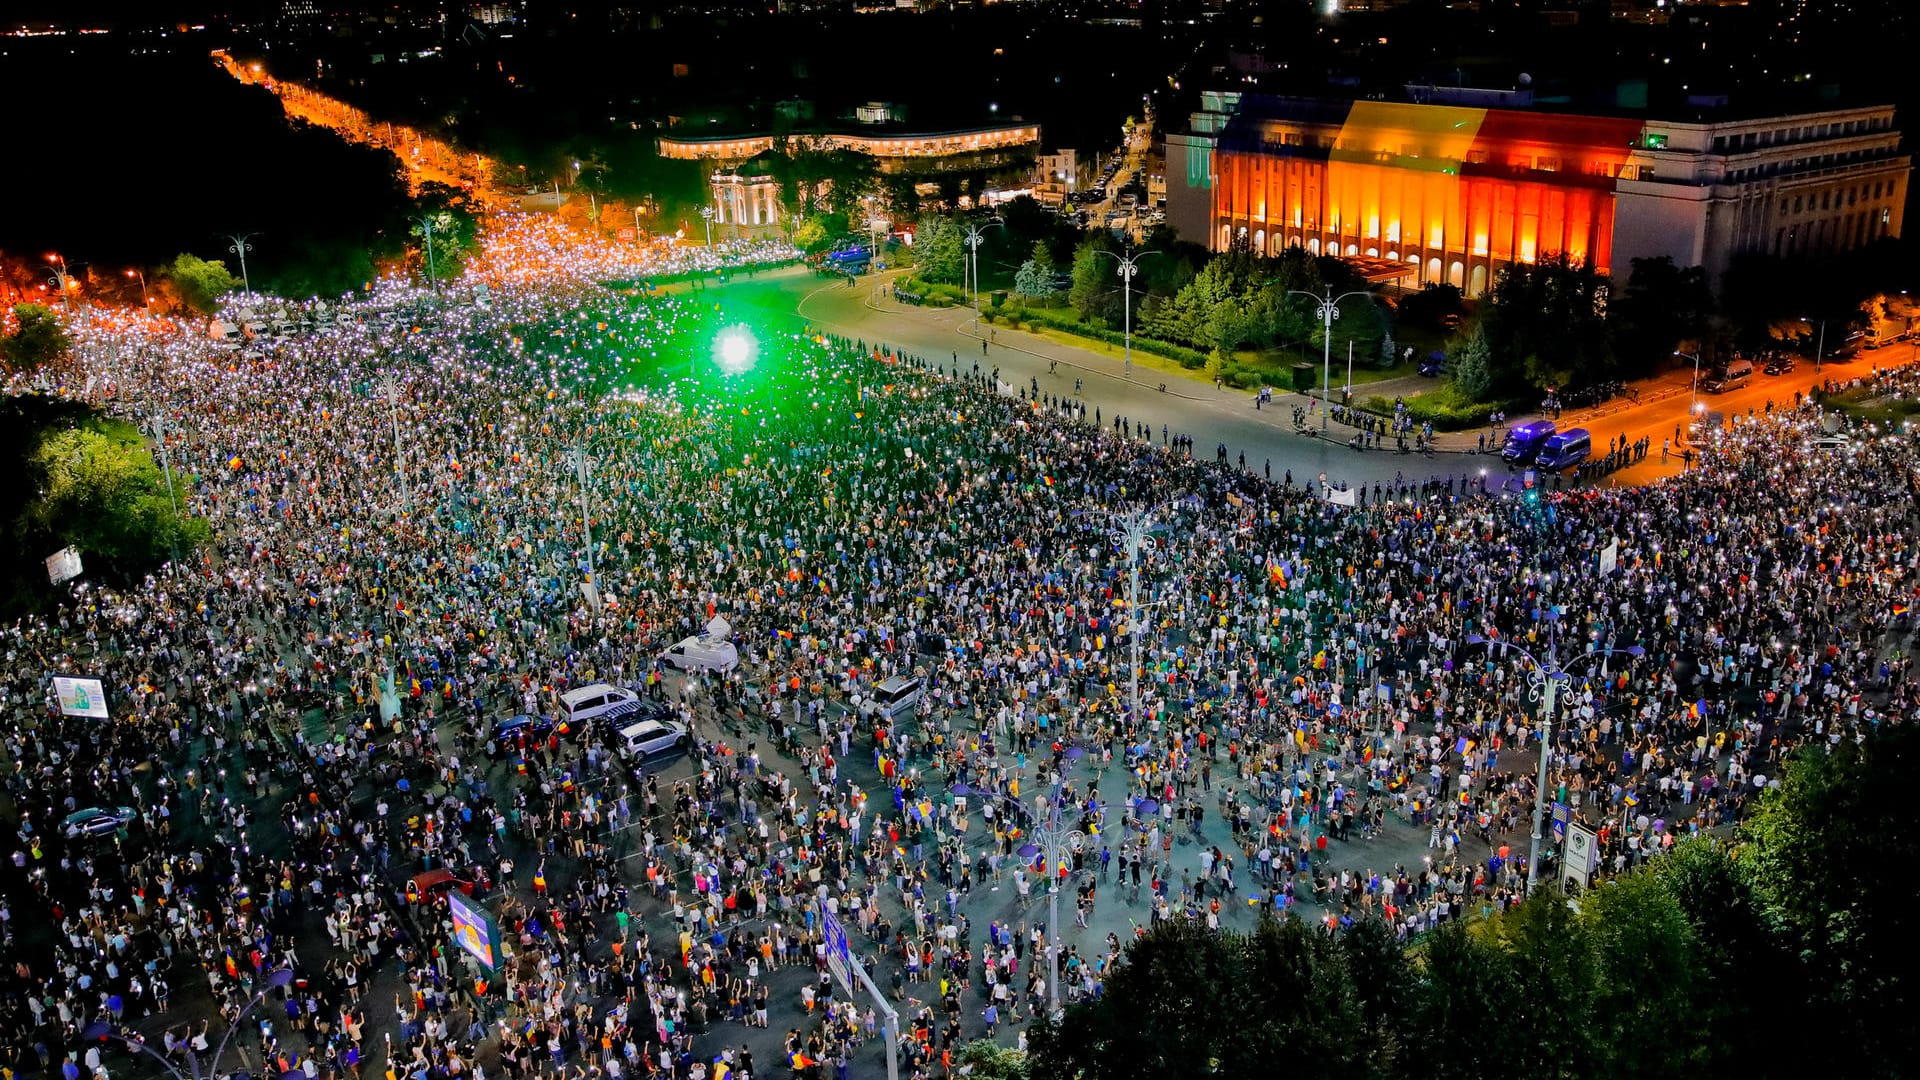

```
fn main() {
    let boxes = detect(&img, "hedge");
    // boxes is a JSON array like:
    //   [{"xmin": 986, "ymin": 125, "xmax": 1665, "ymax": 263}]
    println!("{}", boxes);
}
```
[
  {"xmin": 989, "ymin": 304, "xmax": 1213, "ymax": 369},
  {"xmin": 1362, "ymin": 386, "xmax": 1519, "ymax": 431}
]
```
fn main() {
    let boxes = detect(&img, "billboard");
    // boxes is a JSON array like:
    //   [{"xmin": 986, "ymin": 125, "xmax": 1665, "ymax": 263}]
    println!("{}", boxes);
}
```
[
  {"xmin": 447, "ymin": 888, "xmax": 501, "ymax": 971},
  {"xmin": 46, "ymin": 547, "xmax": 83, "ymax": 585},
  {"xmin": 53, "ymin": 676, "xmax": 109, "ymax": 719}
]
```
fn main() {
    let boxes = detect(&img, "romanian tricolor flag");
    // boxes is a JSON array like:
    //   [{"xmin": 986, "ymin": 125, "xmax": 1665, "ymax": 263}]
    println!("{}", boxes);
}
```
[{"xmin": 1895, "ymin": 603, "xmax": 1910, "ymax": 617}]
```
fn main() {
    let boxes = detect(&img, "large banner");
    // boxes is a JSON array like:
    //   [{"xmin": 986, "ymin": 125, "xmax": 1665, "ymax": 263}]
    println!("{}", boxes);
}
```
[
  {"xmin": 448, "ymin": 889, "xmax": 501, "ymax": 971},
  {"xmin": 53, "ymin": 676, "xmax": 109, "ymax": 719}
]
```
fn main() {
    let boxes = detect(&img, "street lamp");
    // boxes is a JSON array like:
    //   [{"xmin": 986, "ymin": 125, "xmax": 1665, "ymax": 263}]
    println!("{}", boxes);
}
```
[
  {"xmin": 1675, "ymin": 350, "xmax": 1702, "ymax": 417},
  {"xmin": 565, "ymin": 447, "xmax": 595, "ymax": 583},
  {"xmin": 1093, "ymin": 244, "xmax": 1162, "ymax": 377},
  {"xmin": 125, "ymin": 268, "xmax": 149, "ymax": 309},
  {"xmin": 142, "ymin": 410, "xmax": 179, "ymax": 517},
  {"xmin": 700, "ymin": 205, "xmax": 715, "ymax": 247},
  {"xmin": 952, "ymin": 757, "xmax": 1089, "ymax": 1019},
  {"xmin": 867, "ymin": 208, "xmax": 888, "ymax": 301},
  {"xmin": 412, "ymin": 212, "xmax": 449, "ymax": 287},
  {"xmin": 45, "ymin": 255, "xmax": 80, "ymax": 313},
  {"xmin": 1081, "ymin": 498, "xmax": 1193, "ymax": 731},
  {"xmin": 1801, "ymin": 317, "xmax": 1827, "ymax": 371},
  {"xmin": 962, "ymin": 218, "xmax": 1003, "ymax": 332},
  {"xmin": 1289, "ymin": 287, "xmax": 1376, "ymax": 433},
  {"xmin": 83, "ymin": 968, "xmax": 300, "ymax": 1080},
  {"xmin": 1463, "ymin": 617, "xmax": 1644, "ymax": 894},
  {"xmin": 222, "ymin": 232, "xmax": 261, "ymax": 295},
  {"xmin": 377, "ymin": 374, "xmax": 408, "ymax": 509}
]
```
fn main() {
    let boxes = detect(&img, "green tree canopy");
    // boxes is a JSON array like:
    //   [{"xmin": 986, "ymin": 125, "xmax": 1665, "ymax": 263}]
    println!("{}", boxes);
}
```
[
  {"xmin": 1610, "ymin": 256, "xmax": 1714, "ymax": 375},
  {"xmin": 914, "ymin": 214, "xmax": 966, "ymax": 286},
  {"xmin": 1068, "ymin": 233, "xmax": 1122, "ymax": 324},
  {"xmin": 1, "ymin": 304, "xmax": 72, "ymax": 372},
  {"xmin": 24, "ymin": 424, "xmax": 208, "ymax": 578},
  {"xmin": 1481, "ymin": 254, "xmax": 1613, "ymax": 391},
  {"xmin": 161, "ymin": 254, "xmax": 241, "ymax": 315},
  {"xmin": 1741, "ymin": 723, "xmax": 1920, "ymax": 1070}
]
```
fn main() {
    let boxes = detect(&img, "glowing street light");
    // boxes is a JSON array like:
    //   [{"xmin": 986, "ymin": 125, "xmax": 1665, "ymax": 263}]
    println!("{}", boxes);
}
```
[
  {"xmin": 125, "ymin": 268, "xmax": 149, "ymax": 308},
  {"xmin": 45, "ymin": 254, "xmax": 79, "ymax": 312},
  {"xmin": 1675, "ymin": 350, "xmax": 1703, "ymax": 417},
  {"xmin": 412, "ymin": 212, "xmax": 450, "ymax": 287}
]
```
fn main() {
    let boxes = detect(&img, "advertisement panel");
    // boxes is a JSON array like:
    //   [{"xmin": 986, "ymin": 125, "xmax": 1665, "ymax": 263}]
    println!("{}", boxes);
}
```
[
  {"xmin": 46, "ymin": 547, "xmax": 83, "ymax": 585},
  {"xmin": 53, "ymin": 676, "xmax": 109, "ymax": 719},
  {"xmin": 447, "ymin": 888, "xmax": 500, "ymax": 971}
]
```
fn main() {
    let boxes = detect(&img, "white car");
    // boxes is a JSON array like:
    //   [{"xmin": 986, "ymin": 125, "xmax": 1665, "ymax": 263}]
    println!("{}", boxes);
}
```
[{"xmin": 616, "ymin": 717, "xmax": 692, "ymax": 759}]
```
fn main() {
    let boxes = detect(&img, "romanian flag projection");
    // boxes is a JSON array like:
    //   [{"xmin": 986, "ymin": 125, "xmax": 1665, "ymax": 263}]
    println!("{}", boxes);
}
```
[{"xmin": 1210, "ymin": 97, "xmax": 1646, "ymax": 289}]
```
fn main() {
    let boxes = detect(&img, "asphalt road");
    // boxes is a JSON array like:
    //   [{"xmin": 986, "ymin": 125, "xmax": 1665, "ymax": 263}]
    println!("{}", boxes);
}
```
[{"xmin": 707, "ymin": 267, "xmax": 1472, "ymax": 495}]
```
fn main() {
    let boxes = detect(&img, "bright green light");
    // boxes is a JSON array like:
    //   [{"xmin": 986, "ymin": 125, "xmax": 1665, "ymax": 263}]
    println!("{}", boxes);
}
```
[{"xmin": 714, "ymin": 327, "xmax": 757, "ymax": 374}]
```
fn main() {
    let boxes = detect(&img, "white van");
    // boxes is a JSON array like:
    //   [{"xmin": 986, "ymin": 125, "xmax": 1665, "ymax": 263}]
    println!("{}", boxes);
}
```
[
  {"xmin": 1704, "ymin": 358, "xmax": 1753, "ymax": 393},
  {"xmin": 659, "ymin": 615, "xmax": 740, "ymax": 674},
  {"xmin": 858, "ymin": 675, "xmax": 924, "ymax": 722},
  {"xmin": 558, "ymin": 682, "xmax": 640, "ymax": 729}
]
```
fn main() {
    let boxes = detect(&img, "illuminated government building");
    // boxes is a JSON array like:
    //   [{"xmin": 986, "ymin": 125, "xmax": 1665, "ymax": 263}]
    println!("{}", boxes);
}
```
[
  {"xmin": 664, "ymin": 119, "xmax": 1041, "ymax": 230},
  {"xmin": 1167, "ymin": 91, "xmax": 1909, "ymax": 292}
]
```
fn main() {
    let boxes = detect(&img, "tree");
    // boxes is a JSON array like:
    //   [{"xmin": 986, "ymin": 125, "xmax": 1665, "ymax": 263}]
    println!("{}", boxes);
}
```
[
  {"xmin": 1488, "ymin": 893, "xmax": 1601, "ymax": 1077},
  {"xmin": 1, "ymin": 304, "xmax": 72, "ymax": 372},
  {"xmin": 26, "ymin": 426, "xmax": 208, "ymax": 575},
  {"xmin": 1648, "ymin": 841, "xmax": 1806, "ymax": 1076},
  {"xmin": 954, "ymin": 1040, "xmax": 1029, "ymax": 1080},
  {"xmin": 1579, "ymin": 871, "xmax": 1702, "ymax": 1077},
  {"xmin": 1014, "ymin": 242, "xmax": 1060, "ymax": 300},
  {"xmin": 1411, "ymin": 921, "xmax": 1522, "ymax": 1080},
  {"xmin": 161, "ymin": 254, "xmax": 240, "ymax": 315},
  {"xmin": 1068, "ymin": 234, "xmax": 1121, "ymax": 324},
  {"xmin": 1339, "ymin": 917, "xmax": 1412, "ymax": 1075},
  {"xmin": 1481, "ymin": 254, "xmax": 1613, "ymax": 392},
  {"xmin": 1609, "ymin": 256, "xmax": 1713, "ymax": 376},
  {"xmin": 1229, "ymin": 917, "xmax": 1364, "ymax": 1074},
  {"xmin": 1027, "ymin": 919, "xmax": 1243, "ymax": 1080},
  {"xmin": 913, "ymin": 214, "xmax": 965, "ymax": 285},
  {"xmin": 1449, "ymin": 320, "xmax": 1495, "ymax": 402},
  {"xmin": 1740, "ymin": 724, "xmax": 1920, "ymax": 1071}
]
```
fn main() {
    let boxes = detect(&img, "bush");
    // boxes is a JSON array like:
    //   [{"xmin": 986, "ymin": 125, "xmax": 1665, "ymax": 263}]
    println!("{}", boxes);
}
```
[
  {"xmin": 1010, "ymin": 305, "xmax": 1210, "ymax": 368},
  {"xmin": 1363, "ymin": 386, "xmax": 1521, "ymax": 431}
]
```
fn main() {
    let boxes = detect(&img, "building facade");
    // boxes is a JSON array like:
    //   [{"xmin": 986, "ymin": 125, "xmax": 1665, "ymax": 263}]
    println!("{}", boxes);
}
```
[
  {"xmin": 1187, "ymin": 94, "xmax": 1907, "ymax": 292},
  {"xmin": 711, "ymin": 156, "xmax": 782, "ymax": 230},
  {"xmin": 659, "ymin": 124, "xmax": 1041, "ymax": 172}
]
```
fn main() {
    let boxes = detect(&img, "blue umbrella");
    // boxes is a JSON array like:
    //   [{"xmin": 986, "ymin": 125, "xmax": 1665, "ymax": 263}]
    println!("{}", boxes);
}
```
[{"xmin": 949, "ymin": 782, "xmax": 972, "ymax": 797}]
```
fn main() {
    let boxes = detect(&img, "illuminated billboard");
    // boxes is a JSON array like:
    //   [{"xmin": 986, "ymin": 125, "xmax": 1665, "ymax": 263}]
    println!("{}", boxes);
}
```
[
  {"xmin": 53, "ymin": 676, "xmax": 109, "ymax": 719},
  {"xmin": 447, "ymin": 889, "xmax": 501, "ymax": 971}
]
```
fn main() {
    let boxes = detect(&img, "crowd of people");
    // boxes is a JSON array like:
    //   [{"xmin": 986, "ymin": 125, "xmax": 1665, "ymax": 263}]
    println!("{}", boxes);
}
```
[{"xmin": 1, "ymin": 209, "xmax": 1916, "ymax": 1080}]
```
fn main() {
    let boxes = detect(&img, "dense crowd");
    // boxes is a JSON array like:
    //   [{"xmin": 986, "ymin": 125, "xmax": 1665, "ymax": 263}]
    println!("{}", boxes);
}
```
[{"xmin": 1, "ymin": 210, "xmax": 1915, "ymax": 1080}]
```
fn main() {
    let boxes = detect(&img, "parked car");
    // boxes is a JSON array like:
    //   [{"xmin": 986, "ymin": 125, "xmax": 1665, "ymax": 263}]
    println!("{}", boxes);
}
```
[
  {"xmin": 1763, "ymin": 356, "xmax": 1796, "ymax": 376},
  {"xmin": 408, "ymin": 868, "xmax": 478, "ymax": 905},
  {"xmin": 64, "ymin": 806, "xmax": 137, "ymax": 838}
]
